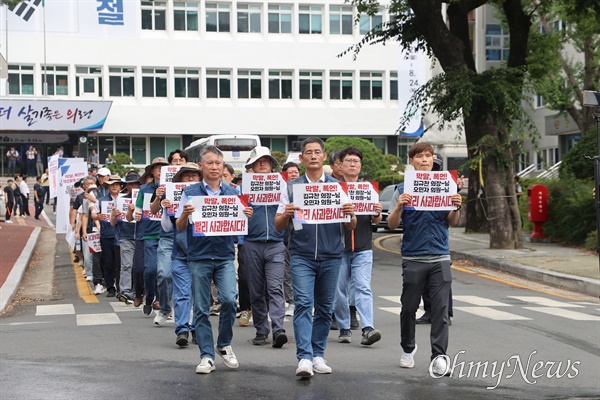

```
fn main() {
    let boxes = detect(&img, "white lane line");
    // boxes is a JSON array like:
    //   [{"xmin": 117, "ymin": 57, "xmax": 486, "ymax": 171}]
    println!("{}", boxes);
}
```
[
  {"xmin": 76, "ymin": 313, "xmax": 122, "ymax": 326},
  {"xmin": 454, "ymin": 307, "xmax": 531, "ymax": 321},
  {"xmin": 507, "ymin": 296, "xmax": 583, "ymax": 308},
  {"xmin": 454, "ymin": 295, "xmax": 512, "ymax": 307},
  {"xmin": 523, "ymin": 307, "xmax": 600, "ymax": 321},
  {"xmin": 109, "ymin": 302, "xmax": 139, "ymax": 313},
  {"xmin": 379, "ymin": 296, "xmax": 401, "ymax": 304},
  {"xmin": 36, "ymin": 304, "xmax": 75, "ymax": 316},
  {"xmin": 1, "ymin": 321, "xmax": 56, "ymax": 326}
]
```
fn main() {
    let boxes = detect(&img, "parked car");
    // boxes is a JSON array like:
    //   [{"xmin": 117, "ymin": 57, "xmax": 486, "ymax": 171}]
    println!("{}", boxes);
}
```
[{"xmin": 372, "ymin": 184, "xmax": 403, "ymax": 232}]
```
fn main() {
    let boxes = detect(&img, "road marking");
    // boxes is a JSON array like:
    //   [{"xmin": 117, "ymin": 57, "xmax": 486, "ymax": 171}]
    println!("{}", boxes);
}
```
[
  {"xmin": 453, "ymin": 295, "xmax": 512, "ymax": 307},
  {"xmin": 523, "ymin": 307, "xmax": 600, "ymax": 321},
  {"xmin": 109, "ymin": 302, "xmax": 138, "ymax": 313},
  {"xmin": 1, "ymin": 321, "xmax": 56, "ymax": 326},
  {"xmin": 76, "ymin": 313, "xmax": 121, "ymax": 326},
  {"xmin": 379, "ymin": 296, "xmax": 401, "ymax": 304},
  {"xmin": 507, "ymin": 296, "xmax": 583, "ymax": 308},
  {"xmin": 36, "ymin": 304, "xmax": 75, "ymax": 316},
  {"xmin": 373, "ymin": 236, "xmax": 401, "ymax": 255},
  {"xmin": 379, "ymin": 307, "xmax": 401, "ymax": 315},
  {"xmin": 454, "ymin": 306, "xmax": 531, "ymax": 321},
  {"xmin": 71, "ymin": 250, "xmax": 98, "ymax": 304}
]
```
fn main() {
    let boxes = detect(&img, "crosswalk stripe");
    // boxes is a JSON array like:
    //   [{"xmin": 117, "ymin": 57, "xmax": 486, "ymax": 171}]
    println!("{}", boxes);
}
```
[
  {"xmin": 36, "ymin": 304, "xmax": 75, "ymax": 316},
  {"xmin": 454, "ymin": 307, "xmax": 531, "ymax": 321},
  {"xmin": 76, "ymin": 313, "xmax": 122, "ymax": 326},
  {"xmin": 507, "ymin": 296, "xmax": 583, "ymax": 308},
  {"xmin": 109, "ymin": 302, "xmax": 139, "ymax": 313},
  {"xmin": 379, "ymin": 307, "xmax": 401, "ymax": 315},
  {"xmin": 454, "ymin": 295, "xmax": 511, "ymax": 307},
  {"xmin": 523, "ymin": 307, "xmax": 600, "ymax": 321},
  {"xmin": 379, "ymin": 296, "xmax": 401, "ymax": 304}
]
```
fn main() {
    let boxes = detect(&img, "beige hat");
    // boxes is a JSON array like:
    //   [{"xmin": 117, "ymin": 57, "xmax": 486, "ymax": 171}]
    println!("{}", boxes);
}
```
[
  {"xmin": 85, "ymin": 184, "xmax": 98, "ymax": 193},
  {"xmin": 244, "ymin": 146, "xmax": 278, "ymax": 170},
  {"xmin": 145, "ymin": 157, "xmax": 169, "ymax": 175},
  {"xmin": 172, "ymin": 162, "xmax": 201, "ymax": 182},
  {"xmin": 103, "ymin": 174, "xmax": 124, "ymax": 187}
]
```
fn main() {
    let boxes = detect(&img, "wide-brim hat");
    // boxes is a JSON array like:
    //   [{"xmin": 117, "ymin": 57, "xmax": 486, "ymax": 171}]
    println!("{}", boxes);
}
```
[
  {"xmin": 85, "ymin": 184, "xmax": 98, "ymax": 193},
  {"xmin": 144, "ymin": 157, "xmax": 169, "ymax": 174},
  {"xmin": 432, "ymin": 153, "xmax": 443, "ymax": 171},
  {"xmin": 172, "ymin": 162, "xmax": 201, "ymax": 183},
  {"xmin": 245, "ymin": 146, "xmax": 278, "ymax": 170},
  {"xmin": 103, "ymin": 175, "xmax": 125, "ymax": 187},
  {"xmin": 124, "ymin": 171, "xmax": 141, "ymax": 183}
]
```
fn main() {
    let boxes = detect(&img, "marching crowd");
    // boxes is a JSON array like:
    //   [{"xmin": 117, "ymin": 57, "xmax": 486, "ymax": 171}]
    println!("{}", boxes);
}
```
[{"xmin": 67, "ymin": 138, "xmax": 461, "ymax": 378}]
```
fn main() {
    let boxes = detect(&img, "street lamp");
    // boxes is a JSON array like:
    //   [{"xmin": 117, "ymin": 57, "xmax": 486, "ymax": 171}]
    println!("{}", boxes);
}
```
[{"xmin": 583, "ymin": 90, "xmax": 600, "ymax": 268}]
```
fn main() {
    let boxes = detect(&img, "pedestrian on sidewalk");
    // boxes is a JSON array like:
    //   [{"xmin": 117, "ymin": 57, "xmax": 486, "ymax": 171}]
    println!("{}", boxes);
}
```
[
  {"xmin": 11, "ymin": 177, "xmax": 23, "ymax": 218},
  {"xmin": 26, "ymin": 146, "xmax": 36, "ymax": 178},
  {"xmin": 19, "ymin": 176, "xmax": 30, "ymax": 217},
  {"xmin": 41, "ymin": 169, "xmax": 50, "ymax": 205},
  {"xmin": 6, "ymin": 147, "xmax": 19, "ymax": 176},
  {"xmin": 35, "ymin": 149, "xmax": 44, "ymax": 177},
  {"xmin": 3, "ymin": 180, "xmax": 15, "ymax": 224},
  {"xmin": 387, "ymin": 142, "xmax": 462, "ymax": 377},
  {"xmin": 33, "ymin": 176, "xmax": 44, "ymax": 220}
]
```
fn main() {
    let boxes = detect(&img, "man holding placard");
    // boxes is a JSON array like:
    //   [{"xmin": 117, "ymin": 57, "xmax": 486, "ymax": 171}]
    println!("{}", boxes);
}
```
[
  {"xmin": 275, "ymin": 137, "xmax": 357, "ymax": 378},
  {"xmin": 176, "ymin": 145, "xmax": 253, "ymax": 374},
  {"xmin": 387, "ymin": 142, "xmax": 462, "ymax": 377}
]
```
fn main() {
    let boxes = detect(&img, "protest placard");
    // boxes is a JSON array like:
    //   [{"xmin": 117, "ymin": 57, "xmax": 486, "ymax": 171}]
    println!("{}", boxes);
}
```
[
  {"xmin": 403, "ymin": 170, "xmax": 459, "ymax": 211},
  {"xmin": 293, "ymin": 182, "xmax": 351, "ymax": 224},
  {"xmin": 165, "ymin": 182, "xmax": 194, "ymax": 216},
  {"xmin": 115, "ymin": 197, "xmax": 133, "ymax": 221},
  {"xmin": 242, "ymin": 172, "xmax": 288, "ymax": 205},
  {"xmin": 142, "ymin": 192, "xmax": 163, "ymax": 221},
  {"xmin": 160, "ymin": 166, "xmax": 181, "ymax": 188},
  {"xmin": 346, "ymin": 182, "xmax": 379, "ymax": 215},
  {"xmin": 101, "ymin": 200, "xmax": 116, "ymax": 216},
  {"xmin": 190, "ymin": 195, "xmax": 249, "ymax": 236},
  {"xmin": 87, "ymin": 232, "xmax": 102, "ymax": 253}
]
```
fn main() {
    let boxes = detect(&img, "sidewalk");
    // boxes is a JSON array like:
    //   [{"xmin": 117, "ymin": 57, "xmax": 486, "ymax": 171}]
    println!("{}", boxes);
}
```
[{"xmin": 379, "ymin": 227, "xmax": 600, "ymax": 298}]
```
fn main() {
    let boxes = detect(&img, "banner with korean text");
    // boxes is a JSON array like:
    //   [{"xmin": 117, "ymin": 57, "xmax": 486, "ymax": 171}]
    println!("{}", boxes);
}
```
[
  {"xmin": 142, "ymin": 193, "xmax": 162, "ymax": 221},
  {"xmin": 293, "ymin": 182, "xmax": 351, "ymax": 224},
  {"xmin": 87, "ymin": 232, "xmax": 102, "ymax": 253},
  {"xmin": 115, "ymin": 197, "xmax": 132, "ymax": 221},
  {"xmin": 55, "ymin": 158, "xmax": 87, "ymax": 234},
  {"xmin": 165, "ymin": 182, "xmax": 194, "ymax": 216},
  {"xmin": 190, "ymin": 195, "xmax": 249, "ymax": 236},
  {"xmin": 346, "ymin": 182, "xmax": 379, "ymax": 215},
  {"xmin": 160, "ymin": 166, "xmax": 181, "ymax": 188},
  {"xmin": 403, "ymin": 170, "xmax": 459, "ymax": 211},
  {"xmin": 242, "ymin": 172, "xmax": 288, "ymax": 205}
]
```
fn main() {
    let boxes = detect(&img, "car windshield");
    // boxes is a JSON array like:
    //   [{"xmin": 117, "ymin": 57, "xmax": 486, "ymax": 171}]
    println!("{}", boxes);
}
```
[{"xmin": 379, "ymin": 185, "xmax": 396, "ymax": 202}]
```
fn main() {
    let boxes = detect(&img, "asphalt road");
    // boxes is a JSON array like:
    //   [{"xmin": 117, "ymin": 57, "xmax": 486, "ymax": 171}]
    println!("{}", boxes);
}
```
[{"xmin": 0, "ymin": 231, "xmax": 599, "ymax": 400}]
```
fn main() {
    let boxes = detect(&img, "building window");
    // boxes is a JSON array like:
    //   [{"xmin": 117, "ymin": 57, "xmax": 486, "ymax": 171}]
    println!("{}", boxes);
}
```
[
  {"xmin": 372, "ymin": 138, "xmax": 386, "ymax": 153},
  {"xmin": 238, "ymin": 70, "xmax": 262, "ymax": 99},
  {"xmin": 206, "ymin": 69, "xmax": 231, "ymax": 98},
  {"xmin": 115, "ymin": 136, "xmax": 131, "ymax": 159},
  {"xmin": 299, "ymin": 5, "xmax": 322, "ymax": 34},
  {"xmin": 206, "ymin": 3, "xmax": 230, "ymax": 32},
  {"xmin": 360, "ymin": 71, "xmax": 383, "ymax": 100},
  {"xmin": 359, "ymin": 12, "xmax": 382, "ymax": 35},
  {"xmin": 268, "ymin": 70, "xmax": 292, "ymax": 99},
  {"xmin": 263, "ymin": 137, "xmax": 286, "ymax": 153},
  {"xmin": 76, "ymin": 66, "xmax": 103, "ymax": 97},
  {"xmin": 141, "ymin": 0, "xmax": 166, "ymax": 30},
  {"xmin": 268, "ymin": 4, "xmax": 292, "ymax": 33},
  {"xmin": 329, "ymin": 5, "xmax": 353, "ymax": 35},
  {"xmin": 485, "ymin": 24, "xmax": 509, "ymax": 61},
  {"xmin": 8, "ymin": 64, "xmax": 34, "ymax": 95},
  {"xmin": 536, "ymin": 94, "xmax": 545, "ymax": 109},
  {"xmin": 132, "ymin": 137, "xmax": 147, "ymax": 164},
  {"xmin": 299, "ymin": 71, "xmax": 323, "ymax": 99},
  {"xmin": 41, "ymin": 65, "xmax": 69, "ymax": 96},
  {"xmin": 330, "ymin": 71, "xmax": 353, "ymax": 100},
  {"xmin": 237, "ymin": 3, "xmax": 261, "ymax": 33},
  {"xmin": 174, "ymin": 1, "xmax": 199, "ymax": 31},
  {"xmin": 174, "ymin": 68, "xmax": 200, "ymax": 98},
  {"xmin": 390, "ymin": 71, "xmax": 398, "ymax": 100},
  {"xmin": 142, "ymin": 68, "xmax": 168, "ymax": 98},
  {"xmin": 109, "ymin": 67, "xmax": 135, "ymax": 97}
]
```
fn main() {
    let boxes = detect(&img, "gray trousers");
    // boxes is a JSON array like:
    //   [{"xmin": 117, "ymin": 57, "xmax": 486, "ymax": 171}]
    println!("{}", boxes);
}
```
[
  {"xmin": 119, "ymin": 239, "xmax": 135, "ymax": 297},
  {"xmin": 243, "ymin": 240, "xmax": 286, "ymax": 336},
  {"xmin": 400, "ymin": 259, "xmax": 452, "ymax": 359},
  {"xmin": 283, "ymin": 247, "xmax": 294, "ymax": 305}
]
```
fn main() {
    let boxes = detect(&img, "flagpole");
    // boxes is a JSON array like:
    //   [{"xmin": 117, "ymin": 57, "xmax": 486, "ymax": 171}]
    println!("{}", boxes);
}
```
[{"xmin": 42, "ymin": 0, "xmax": 47, "ymax": 96}]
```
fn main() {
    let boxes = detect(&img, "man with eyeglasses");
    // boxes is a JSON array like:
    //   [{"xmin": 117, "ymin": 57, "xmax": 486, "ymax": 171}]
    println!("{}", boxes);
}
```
[{"xmin": 275, "ymin": 137, "xmax": 357, "ymax": 378}]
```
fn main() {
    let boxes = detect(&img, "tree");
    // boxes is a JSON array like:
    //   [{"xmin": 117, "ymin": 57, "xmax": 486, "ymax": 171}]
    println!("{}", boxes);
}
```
[
  {"xmin": 108, "ymin": 152, "xmax": 137, "ymax": 177},
  {"xmin": 324, "ymin": 136, "xmax": 393, "ymax": 181},
  {"xmin": 348, "ymin": 0, "xmax": 597, "ymax": 249},
  {"xmin": 559, "ymin": 126, "xmax": 598, "ymax": 180}
]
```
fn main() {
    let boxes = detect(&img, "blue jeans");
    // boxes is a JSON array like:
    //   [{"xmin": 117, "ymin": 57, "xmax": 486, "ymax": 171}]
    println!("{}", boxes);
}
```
[
  {"xmin": 291, "ymin": 256, "xmax": 341, "ymax": 361},
  {"xmin": 172, "ymin": 257, "xmax": 192, "ymax": 335},
  {"xmin": 189, "ymin": 259, "xmax": 237, "ymax": 360},
  {"xmin": 143, "ymin": 239, "xmax": 159, "ymax": 306},
  {"xmin": 334, "ymin": 250, "xmax": 374, "ymax": 330},
  {"xmin": 156, "ymin": 237, "xmax": 174, "ymax": 314}
]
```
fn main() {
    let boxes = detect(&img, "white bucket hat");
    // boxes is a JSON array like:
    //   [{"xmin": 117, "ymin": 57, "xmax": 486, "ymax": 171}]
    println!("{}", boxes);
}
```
[{"xmin": 244, "ymin": 146, "xmax": 278, "ymax": 170}]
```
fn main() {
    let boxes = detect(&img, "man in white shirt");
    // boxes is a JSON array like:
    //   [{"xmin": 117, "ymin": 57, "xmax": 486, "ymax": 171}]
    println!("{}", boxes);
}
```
[{"xmin": 19, "ymin": 176, "xmax": 31, "ymax": 217}]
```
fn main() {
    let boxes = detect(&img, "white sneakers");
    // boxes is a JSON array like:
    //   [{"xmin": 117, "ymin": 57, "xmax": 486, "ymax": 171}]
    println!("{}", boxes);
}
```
[
  {"xmin": 284, "ymin": 304, "xmax": 295, "ymax": 317},
  {"xmin": 93, "ymin": 284, "xmax": 106, "ymax": 295},
  {"xmin": 312, "ymin": 357, "xmax": 332, "ymax": 374},
  {"xmin": 400, "ymin": 344, "xmax": 417, "ymax": 368},
  {"xmin": 85, "ymin": 276, "xmax": 93, "ymax": 282},
  {"xmin": 430, "ymin": 355, "xmax": 452, "ymax": 377},
  {"xmin": 216, "ymin": 345, "xmax": 239, "ymax": 369},
  {"xmin": 295, "ymin": 359, "xmax": 314, "ymax": 377},
  {"xmin": 5, "ymin": 220, "xmax": 13, "ymax": 224},
  {"xmin": 154, "ymin": 311, "xmax": 172, "ymax": 326},
  {"xmin": 196, "ymin": 358, "xmax": 216, "ymax": 374}
]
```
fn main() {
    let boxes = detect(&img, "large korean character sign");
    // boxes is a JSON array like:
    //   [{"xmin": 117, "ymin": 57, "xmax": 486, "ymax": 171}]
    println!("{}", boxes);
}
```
[
  {"xmin": 403, "ymin": 170, "xmax": 459, "ymax": 211},
  {"xmin": 191, "ymin": 195, "xmax": 250, "ymax": 236},
  {"xmin": 242, "ymin": 172, "xmax": 288, "ymax": 205},
  {"xmin": 346, "ymin": 182, "xmax": 379, "ymax": 215},
  {"xmin": 293, "ymin": 182, "xmax": 351, "ymax": 224}
]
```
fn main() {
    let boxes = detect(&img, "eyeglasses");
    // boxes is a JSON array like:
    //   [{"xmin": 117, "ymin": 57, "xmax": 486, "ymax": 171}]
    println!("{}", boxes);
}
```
[{"xmin": 343, "ymin": 159, "xmax": 361, "ymax": 165}]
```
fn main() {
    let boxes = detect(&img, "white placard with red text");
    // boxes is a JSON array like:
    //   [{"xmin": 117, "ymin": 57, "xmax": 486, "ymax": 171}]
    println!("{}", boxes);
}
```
[
  {"xmin": 115, "ymin": 197, "xmax": 133, "ymax": 221},
  {"xmin": 242, "ymin": 172, "xmax": 288, "ymax": 205},
  {"xmin": 87, "ymin": 232, "xmax": 102, "ymax": 253},
  {"xmin": 293, "ymin": 182, "xmax": 351, "ymax": 224},
  {"xmin": 160, "ymin": 166, "xmax": 181, "ymax": 188},
  {"xmin": 347, "ymin": 182, "xmax": 379, "ymax": 215},
  {"xmin": 101, "ymin": 200, "xmax": 116, "ymax": 216},
  {"xmin": 190, "ymin": 195, "xmax": 249, "ymax": 236},
  {"xmin": 142, "ymin": 192, "xmax": 163, "ymax": 221},
  {"xmin": 165, "ymin": 182, "xmax": 194, "ymax": 216},
  {"xmin": 403, "ymin": 170, "xmax": 458, "ymax": 211}
]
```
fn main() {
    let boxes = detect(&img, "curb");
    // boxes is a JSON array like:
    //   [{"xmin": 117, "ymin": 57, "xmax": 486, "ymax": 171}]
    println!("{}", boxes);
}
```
[
  {"xmin": 450, "ymin": 250, "xmax": 600, "ymax": 298},
  {"xmin": 0, "ymin": 227, "xmax": 42, "ymax": 313}
]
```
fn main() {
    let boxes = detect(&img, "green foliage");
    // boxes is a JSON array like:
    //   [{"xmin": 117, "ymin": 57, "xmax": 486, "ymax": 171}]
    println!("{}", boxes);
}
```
[
  {"xmin": 383, "ymin": 154, "xmax": 405, "ymax": 171},
  {"xmin": 585, "ymin": 229, "xmax": 598, "ymax": 252},
  {"xmin": 324, "ymin": 137, "xmax": 393, "ymax": 182},
  {"xmin": 1, "ymin": 0, "xmax": 22, "ymax": 7},
  {"xmin": 543, "ymin": 175, "xmax": 595, "ymax": 245},
  {"xmin": 271, "ymin": 151, "xmax": 287, "ymax": 171},
  {"xmin": 107, "ymin": 152, "xmax": 137, "ymax": 177},
  {"xmin": 559, "ymin": 126, "xmax": 598, "ymax": 181}
]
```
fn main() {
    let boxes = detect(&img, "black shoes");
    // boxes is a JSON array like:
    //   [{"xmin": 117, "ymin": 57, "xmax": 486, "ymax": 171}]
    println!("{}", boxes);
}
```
[
  {"xmin": 176, "ymin": 332, "xmax": 189, "ymax": 347},
  {"xmin": 350, "ymin": 306, "xmax": 359, "ymax": 330},
  {"xmin": 106, "ymin": 289, "xmax": 116, "ymax": 298},
  {"xmin": 360, "ymin": 327, "xmax": 382, "ymax": 346},
  {"xmin": 117, "ymin": 293, "xmax": 133, "ymax": 304},
  {"xmin": 416, "ymin": 312, "xmax": 432, "ymax": 324},
  {"xmin": 143, "ymin": 303, "xmax": 153, "ymax": 316},
  {"xmin": 272, "ymin": 330, "xmax": 288, "ymax": 348},
  {"xmin": 253, "ymin": 334, "xmax": 268, "ymax": 346},
  {"xmin": 191, "ymin": 330, "xmax": 197, "ymax": 345}
]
